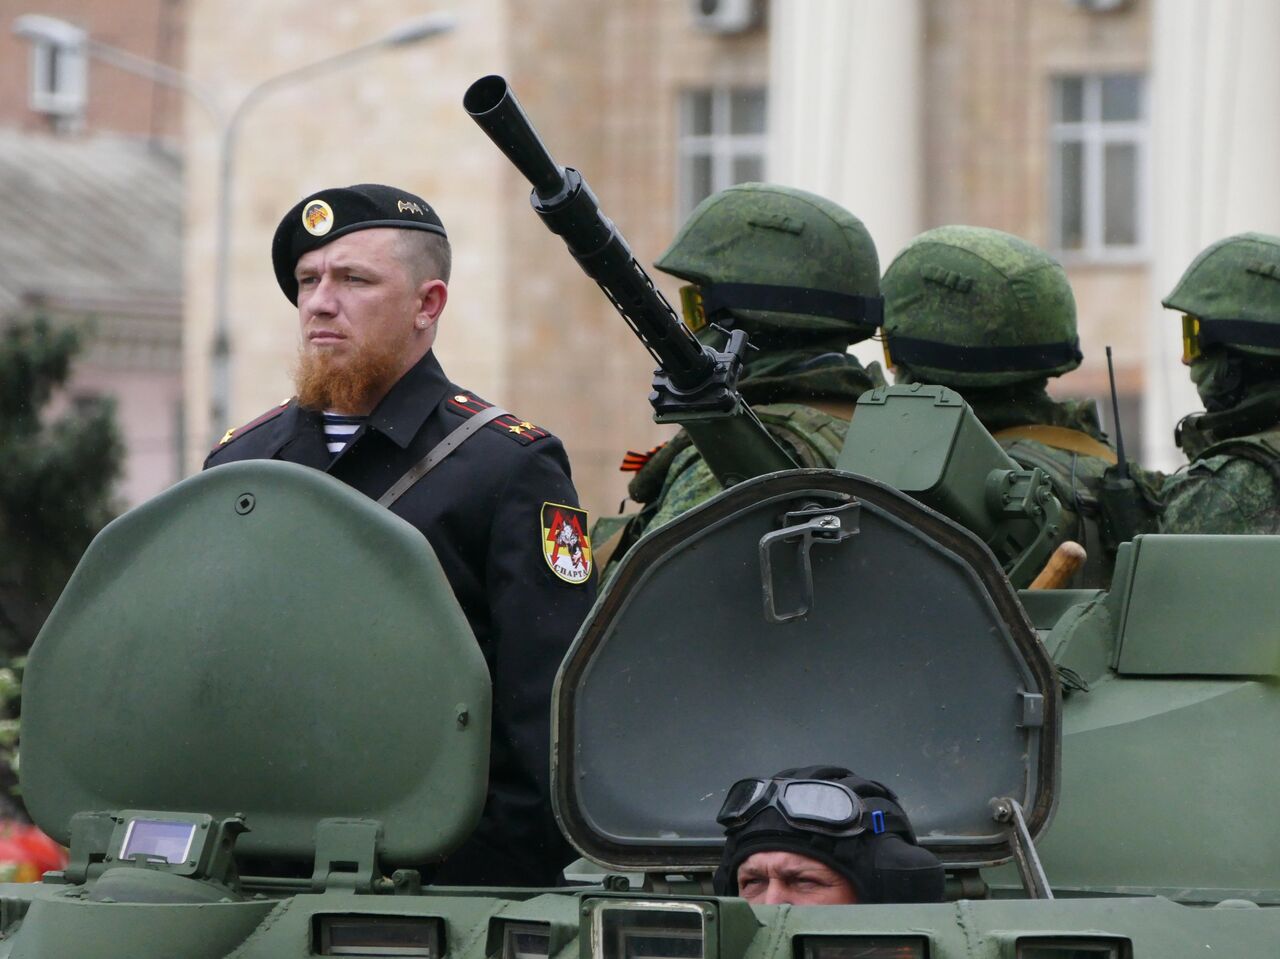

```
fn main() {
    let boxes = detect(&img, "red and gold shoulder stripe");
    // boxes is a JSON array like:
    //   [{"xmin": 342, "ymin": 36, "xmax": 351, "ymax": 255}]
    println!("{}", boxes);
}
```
[
  {"xmin": 213, "ymin": 398, "xmax": 291, "ymax": 451},
  {"xmin": 446, "ymin": 392, "xmax": 551, "ymax": 446}
]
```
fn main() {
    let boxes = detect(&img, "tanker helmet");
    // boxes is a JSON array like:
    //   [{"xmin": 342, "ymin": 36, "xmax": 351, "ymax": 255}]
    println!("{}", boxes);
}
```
[
  {"xmin": 654, "ymin": 183, "xmax": 882, "ymax": 344},
  {"xmin": 712, "ymin": 765, "xmax": 945, "ymax": 905},
  {"xmin": 881, "ymin": 225, "xmax": 1082, "ymax": 387},
  {"xmin": 1163, "ymin": 232, "xmax": 1280, "ymax": 361}
]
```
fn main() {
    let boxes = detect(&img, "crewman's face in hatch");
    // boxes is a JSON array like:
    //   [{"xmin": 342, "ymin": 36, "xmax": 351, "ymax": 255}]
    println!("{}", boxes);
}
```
[{"xmin": 736, "ymin": 850, "xmax": 859, "ymax": 905}]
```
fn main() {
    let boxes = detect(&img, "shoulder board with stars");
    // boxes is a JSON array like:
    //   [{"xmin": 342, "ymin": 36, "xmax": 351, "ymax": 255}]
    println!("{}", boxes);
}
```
[
  {"xmin": 212, "ymin": 398, "xmax": 291, "ymax": 451},
  {"xmin": 446, "ymin": 392, "xmax": 550, "ymax": 446}
]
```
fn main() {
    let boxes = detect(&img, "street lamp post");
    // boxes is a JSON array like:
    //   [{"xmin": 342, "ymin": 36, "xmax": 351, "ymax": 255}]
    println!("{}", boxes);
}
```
[{"xmin": 13, "ymin": 12, "xmax": 456, "ymax": 447}]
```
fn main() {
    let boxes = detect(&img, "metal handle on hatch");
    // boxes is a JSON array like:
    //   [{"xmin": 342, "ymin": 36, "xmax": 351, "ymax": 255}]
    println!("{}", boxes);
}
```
[{"xmin": 758, "ymin": 502, "xmax": 859, "ymax": 624}]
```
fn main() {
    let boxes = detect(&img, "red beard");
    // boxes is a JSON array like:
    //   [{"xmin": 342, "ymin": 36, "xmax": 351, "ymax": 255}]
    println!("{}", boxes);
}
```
[{"xmin": 293, "ymin": 336, "xmax": 406, "ymax": 414}]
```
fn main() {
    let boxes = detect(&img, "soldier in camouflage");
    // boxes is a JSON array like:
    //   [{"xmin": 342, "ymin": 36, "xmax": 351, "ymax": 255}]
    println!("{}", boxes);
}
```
[
  {"xmin": 596, "ymin": 183, "xmax": 886, "ymax": 572},
  {"xmin": 881, "ymin": 225, "xmax": 1129, "ymax": 587},
  {"xmin": 1160, "ymin": 232, "xmax": 1280, "ymax": 534}
]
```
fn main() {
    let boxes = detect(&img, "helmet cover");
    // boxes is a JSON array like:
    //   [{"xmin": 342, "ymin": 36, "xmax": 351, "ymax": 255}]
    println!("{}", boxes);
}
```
[
  {"xmin": 655, "ymin": 184, "xmax": 881, "ymax": 343},
  {"xmin": 1163, "ymin": 232, "xmax": 1280, "ymax": 359},
  {"xmin": 882, "ymin": 225, "xmax": 1081, "ymax": 387}
]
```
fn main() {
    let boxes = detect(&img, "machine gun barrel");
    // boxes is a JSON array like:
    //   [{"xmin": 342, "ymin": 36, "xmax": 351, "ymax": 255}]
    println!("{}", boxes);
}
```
[
  {"xmin": 464, "ymin": 74, "xmax": 714, "ymax": 393},
  {"xmin": 464, "ymin": 75, "xmax": 796, "ymax": 484},
  {"xmin": 460, "ymin": 75, "xmax": 566, "ymax": 202}
]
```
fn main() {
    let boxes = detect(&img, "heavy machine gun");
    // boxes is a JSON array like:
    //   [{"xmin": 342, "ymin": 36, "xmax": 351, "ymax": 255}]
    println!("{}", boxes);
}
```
[
  {"xmin": 463, "ymin": 74, "xmax": 796, "ymax": 487},
  {"xmin": 465, "ymin": 75, "xmax": 1067, "ymax": 587}
]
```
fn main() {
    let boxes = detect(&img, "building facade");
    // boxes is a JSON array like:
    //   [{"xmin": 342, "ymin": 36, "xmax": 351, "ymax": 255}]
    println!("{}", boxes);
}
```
[{"xmin": 0, "ymin": 0, "xmax": 186, "ymax": 505}]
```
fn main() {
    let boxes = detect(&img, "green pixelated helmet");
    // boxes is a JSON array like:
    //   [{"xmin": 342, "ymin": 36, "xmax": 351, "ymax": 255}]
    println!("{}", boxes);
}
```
[
  {"xmin": 881, "ymin": 225, "xmax": 1081, "ymax": 387},
  {"xmin": 1163, "ymin": 232, "xmax": 1280, "ymax": 361},
  {"xmin": 654, "ymin": 183, "xmax": 882, "ymax": 344}
]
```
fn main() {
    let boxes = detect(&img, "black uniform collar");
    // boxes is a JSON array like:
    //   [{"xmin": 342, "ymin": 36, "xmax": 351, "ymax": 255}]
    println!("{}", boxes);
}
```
[
  {"xmin": 278, "ymin": 404, "xmax": 332, "ymax": 470},
  {"xmin": 365, "ymin": 349, "xmax": 453, "ymax": 449}
]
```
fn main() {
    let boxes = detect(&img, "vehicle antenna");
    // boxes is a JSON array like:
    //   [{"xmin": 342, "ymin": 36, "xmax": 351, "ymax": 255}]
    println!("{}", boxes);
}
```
[{"xmin": 1105, "ymin": 345, "xmax": 1129, "ymax": 480}]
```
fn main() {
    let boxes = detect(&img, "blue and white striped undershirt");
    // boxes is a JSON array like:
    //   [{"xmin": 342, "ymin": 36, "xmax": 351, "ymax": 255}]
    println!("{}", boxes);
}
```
[{"xmin": 322, "ymin": 412, "xmax": 365, "ymax": 456}]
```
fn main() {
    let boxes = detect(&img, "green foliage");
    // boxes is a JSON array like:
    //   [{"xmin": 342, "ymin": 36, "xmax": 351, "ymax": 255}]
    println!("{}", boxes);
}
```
[
  {"xmin": 0, "ymin": 318, "xmax": 122, "ymax": 817},
  {"xmin": 0, "ymin": 657, "xmax": 23, "ymax": 817},
  {"xmin": 0, "ymin": 317, "xmax": 123, "ymax": 656}
]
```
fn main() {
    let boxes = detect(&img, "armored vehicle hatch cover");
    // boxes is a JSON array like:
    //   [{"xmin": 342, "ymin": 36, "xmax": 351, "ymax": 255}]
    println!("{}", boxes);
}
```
[
  {"xmin": 22, "ymin": 461, "xmax": 491, "ymax": 868},
  {"xmin": 554, "ymin": 470, "xmax": 1059, "ymax": 871}
]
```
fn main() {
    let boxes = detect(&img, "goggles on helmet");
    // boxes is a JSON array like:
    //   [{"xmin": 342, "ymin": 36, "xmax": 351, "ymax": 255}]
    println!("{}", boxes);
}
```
[
  {"xmin": 716, "ymin": 777, "xmax": 886, "ymax": 838},
  {"xmin": 1182, "ymin": 314, "xmax": 1202, "ymax": 364},
  {"xmin": 679, "ymin": 285, "xmax": 709, "ymax": 333}
]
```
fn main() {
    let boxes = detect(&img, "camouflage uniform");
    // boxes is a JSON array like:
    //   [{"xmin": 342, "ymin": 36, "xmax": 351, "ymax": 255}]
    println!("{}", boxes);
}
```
[
  {"xmin": 881, "ymin": 225, "xmax": 1134, "ymax": 588},
  {"xmin": 637, "ymin": 356, "xmax": 882, "ymax": 532},
  {"xmin": 1159, "ymin": 233, "xmax": 1280, "ymax": 535},
  {"xmin": 598, "ymin": 184, "xmax": 885, "ymax": 571}
]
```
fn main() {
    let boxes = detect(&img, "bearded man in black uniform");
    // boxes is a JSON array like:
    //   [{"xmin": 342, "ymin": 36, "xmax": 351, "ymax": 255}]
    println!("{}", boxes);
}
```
[{"xmin": 205, "ymin": 184, "xmax": 595, "ymax": 886}]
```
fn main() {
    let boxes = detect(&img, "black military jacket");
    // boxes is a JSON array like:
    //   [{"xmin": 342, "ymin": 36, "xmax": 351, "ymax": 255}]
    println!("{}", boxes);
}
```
[{"xmin": 205, "ymin": 350, "xmax": 594, "ymax": 885}]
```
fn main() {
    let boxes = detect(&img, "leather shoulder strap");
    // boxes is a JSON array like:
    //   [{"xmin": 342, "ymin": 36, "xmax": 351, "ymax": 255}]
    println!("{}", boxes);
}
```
[{"xmin": 377, "ymin": 406, "xmax": 508, "ymax": 508}]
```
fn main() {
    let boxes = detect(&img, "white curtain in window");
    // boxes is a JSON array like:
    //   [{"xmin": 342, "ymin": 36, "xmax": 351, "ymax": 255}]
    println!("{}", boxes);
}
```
[
  {"xmin": 766, "ymin": 0, "xmax": 923, "ymax": 264},
  {"xmin": 1146, "ymin": 0, "xmax": 1280, "ymax": 469}
]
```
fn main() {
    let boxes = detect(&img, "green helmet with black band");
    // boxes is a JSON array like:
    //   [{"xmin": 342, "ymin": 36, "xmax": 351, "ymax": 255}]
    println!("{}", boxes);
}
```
[
  {"xmin": 1164, "ymin": 232, "xmax": 1280, "ymax": 365},
  {"xmin": 654, "ymin": 183, "xmax": 883, "ymax": 345},
  {"xmin": 881, "ymin": 225, "xmax": 1082, "ymax": 388}
]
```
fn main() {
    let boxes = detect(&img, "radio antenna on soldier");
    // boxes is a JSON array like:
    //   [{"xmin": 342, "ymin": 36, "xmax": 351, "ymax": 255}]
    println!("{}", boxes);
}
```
[{"xmin": 1105, "ymin": 346, "xmax": 1129, "ymax": 480}]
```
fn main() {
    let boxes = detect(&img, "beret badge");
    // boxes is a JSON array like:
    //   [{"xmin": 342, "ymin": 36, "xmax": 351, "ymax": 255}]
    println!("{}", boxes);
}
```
[{"xmin": 302, "ymin": 199, "xmax": 334, "ymax": 237}]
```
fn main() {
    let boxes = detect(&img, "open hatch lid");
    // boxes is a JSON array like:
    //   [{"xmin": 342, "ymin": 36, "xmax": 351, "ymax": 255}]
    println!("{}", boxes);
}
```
[
  {"xmin": 22, "ymin": 461, "xmax": 491, "ymax": 868},
  {"xmin": 554, "ymin": 470, "xmax": 1059, "ymax": 871}
]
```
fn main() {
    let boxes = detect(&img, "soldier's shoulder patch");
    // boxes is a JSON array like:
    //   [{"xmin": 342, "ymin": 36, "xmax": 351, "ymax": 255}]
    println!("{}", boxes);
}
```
[
  {"xmin": 212, "ymin": 398, "xmax": 291, "ymax": 451},
  {"xmin": 541, "ymin": 502, "xmax": 593, "ymax": 584},
  {"xmin": 446, "ymin": 391, "xmax": 551, "ymax": 446}
]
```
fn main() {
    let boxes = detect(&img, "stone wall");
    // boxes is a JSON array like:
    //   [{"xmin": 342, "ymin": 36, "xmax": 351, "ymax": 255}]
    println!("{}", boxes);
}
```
[{"xmin": 923, "ymin": 0, "xmax": 1151, "ymax": 439}]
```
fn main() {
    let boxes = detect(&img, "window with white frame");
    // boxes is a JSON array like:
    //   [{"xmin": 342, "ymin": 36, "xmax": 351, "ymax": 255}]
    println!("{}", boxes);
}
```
[
  {"xmin": 677, "ymin": 87, "xmax": 767, "ymax": 220},
  {"xmin": 29, "ymin": 36, "xmax": 87, "ymax": 118},
  {"xmin": 1049, "ymin": 74, "xmax": 1147, "ymax": 261}
]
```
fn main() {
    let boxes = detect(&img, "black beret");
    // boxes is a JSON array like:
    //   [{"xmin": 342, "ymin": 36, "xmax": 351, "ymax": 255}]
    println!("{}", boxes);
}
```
[{"xmin": 271, "ymin": 183, "xmax": 448, "ymax": 304}]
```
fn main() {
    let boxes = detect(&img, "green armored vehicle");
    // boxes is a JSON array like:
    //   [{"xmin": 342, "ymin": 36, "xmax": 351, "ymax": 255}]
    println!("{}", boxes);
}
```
[
  {"xmin": 3, "ymin": 445, "xmax": 1279, "ymax": 955},
  {"xmin": 1, "ymin": 75, "xmax": 1279, "ymax": 957}
]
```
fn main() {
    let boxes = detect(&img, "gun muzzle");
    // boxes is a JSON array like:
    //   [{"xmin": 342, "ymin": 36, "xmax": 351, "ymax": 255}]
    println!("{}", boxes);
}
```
[{"xmin": 464, "ymin": 75, "xmax": 567, "ymax": 202}]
